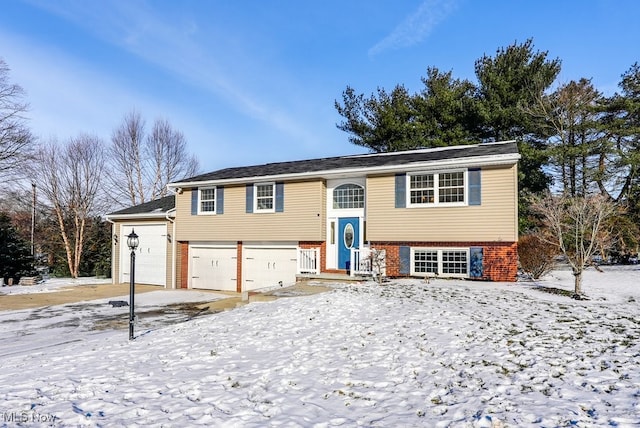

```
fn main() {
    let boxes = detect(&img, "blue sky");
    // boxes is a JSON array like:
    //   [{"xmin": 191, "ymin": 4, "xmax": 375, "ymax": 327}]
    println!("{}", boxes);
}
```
[{"xmin": 1, "ymin": 0, "xmax": 639, "ymax": 173}]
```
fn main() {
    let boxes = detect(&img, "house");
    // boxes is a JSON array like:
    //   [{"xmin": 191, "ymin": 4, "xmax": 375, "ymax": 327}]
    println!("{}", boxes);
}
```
[{"xmin": 107, "ymin": 141, "xmax": 520, "ymax": 290}]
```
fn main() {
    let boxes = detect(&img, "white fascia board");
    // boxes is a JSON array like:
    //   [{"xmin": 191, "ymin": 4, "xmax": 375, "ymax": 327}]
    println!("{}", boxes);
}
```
[
  {"xmin": 399, "ymin": 154, "xmax": 521, "ymax": 173},
  {"xmin": 105, "ymin": 212, "xmax": 174, "ymax": 221},
  {"xmin": 168, "ymin": 153, "xmax": 521, "ymax": 188}
]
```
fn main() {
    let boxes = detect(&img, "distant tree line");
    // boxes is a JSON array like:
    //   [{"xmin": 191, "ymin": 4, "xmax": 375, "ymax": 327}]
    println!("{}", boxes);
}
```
[{"xmin": 0, "ymin": 57, "xmax": 200, "ymax": 281}]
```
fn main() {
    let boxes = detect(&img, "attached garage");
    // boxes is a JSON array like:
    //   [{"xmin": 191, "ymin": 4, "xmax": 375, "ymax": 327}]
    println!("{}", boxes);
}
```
[
  {"xmin": 190, "ymin": 244, "xmax": 238, "ymax": 291},
  {"xmin": 107, "ymin": 196, "xmax": 178, "ymax": 288},
  {"xmin": 242, "ymin": 244, "xmax": 298, "ymax": 291},
  {"xmin": 120, "ymin": 223, "xmax": 168, "ymax": 286}
]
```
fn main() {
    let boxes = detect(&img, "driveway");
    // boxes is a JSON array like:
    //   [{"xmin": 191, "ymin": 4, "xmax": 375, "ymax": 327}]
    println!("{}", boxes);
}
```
[
  {"xmin": 0, "ymin": 281, "xmax": 331, "ymax": 311},
  {"xmin": 0, "ymin": 280, "xmax": 332, "ymax": 358},
  {"xmin": 0, "ymin": 283, "xmax": 165, "ymax": 311}
]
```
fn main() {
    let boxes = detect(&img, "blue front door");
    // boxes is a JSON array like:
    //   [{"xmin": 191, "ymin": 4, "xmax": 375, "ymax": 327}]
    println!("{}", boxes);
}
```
[{"xmin": 338, "ymin": 217, "xmax": 359, "ymax": 270}]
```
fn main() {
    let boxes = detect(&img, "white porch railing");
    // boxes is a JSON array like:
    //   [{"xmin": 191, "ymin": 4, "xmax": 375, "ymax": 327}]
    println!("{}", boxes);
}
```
[
  {"xmin": 350, "ymin": 247, "xmax": 370, "ymax": 276},
  {"xmin": 297, "ymin": 247, "xmax": 320, "ymax": 274},
  {"xmin": 296, "ymin": 246, "xmax": 387, "ymax": 278},
  {"xmin": 350, "ymin": 247, "xmax": 386, "ymax": 277}
]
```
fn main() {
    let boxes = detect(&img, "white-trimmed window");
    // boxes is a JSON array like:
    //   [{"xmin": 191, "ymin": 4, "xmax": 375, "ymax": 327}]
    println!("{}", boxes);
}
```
[
  {"xmin": 413, "ymin": 249, "xmax": 438, "ymax": 274},
  {"xmin": 199, "ymin": 187, "xmax": 216, "ymax": 214},
  {"xmin": 333, "ymin": 184, "xmax": 365, "ymax": 209},
  {"xmin": 441, "ymin": 250, "xmax": 468, "ymax": 274},
  {"xmin": 411, "ymin": 248, "xmax": 469, "ymax": 277},
  {"xmin": 255, "ymin": 183, "xmax": 275, "ymax": 212},
  {"xmin": 408, "ymin": 170, "xmax": 466, "ymax": 206}
]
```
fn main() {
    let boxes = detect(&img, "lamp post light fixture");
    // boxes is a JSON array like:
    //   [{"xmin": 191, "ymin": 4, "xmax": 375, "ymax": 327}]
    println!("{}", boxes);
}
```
[{"xmin": 127, "ymin": 229, "xmax": 139, "ymax": 340}]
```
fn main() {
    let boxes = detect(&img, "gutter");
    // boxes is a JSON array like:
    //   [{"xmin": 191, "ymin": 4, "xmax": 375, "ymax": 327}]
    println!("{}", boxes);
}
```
[
  {"xmin": 166, "ymin": 207, "xmax": 177, "ymax": 290},
  {"xmin": 105, "ymin": 212, "xmax": 170, "ymax": 221}
]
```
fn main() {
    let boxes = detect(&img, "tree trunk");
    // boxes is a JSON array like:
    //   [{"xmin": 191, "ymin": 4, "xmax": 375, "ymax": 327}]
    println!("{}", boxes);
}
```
[
  {"xmin": 573, "ymin": 269, "xmax": 582, "ymax": 296},
  {"xmin": 52, "ymin": 201, "xmax": 77, "ymax": 278}
]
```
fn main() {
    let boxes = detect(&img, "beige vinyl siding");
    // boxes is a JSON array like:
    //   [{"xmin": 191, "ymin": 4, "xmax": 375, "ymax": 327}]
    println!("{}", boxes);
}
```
[
  {"xmin": 366, "ymin": 165, "xmax": 518, "ymax": 242},
  {"xmin": 176, "ymin": 180, "xmax": 325, "ymax": 241},
  {"xmin": 112, "ymin": 223, "xmax": 121, "ymax": 284}
]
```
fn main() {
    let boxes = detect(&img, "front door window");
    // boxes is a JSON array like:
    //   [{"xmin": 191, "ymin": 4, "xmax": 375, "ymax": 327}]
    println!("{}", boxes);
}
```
[{"xmin": 344, "ymin": 224, "xmax": 354, "ymax": 249}]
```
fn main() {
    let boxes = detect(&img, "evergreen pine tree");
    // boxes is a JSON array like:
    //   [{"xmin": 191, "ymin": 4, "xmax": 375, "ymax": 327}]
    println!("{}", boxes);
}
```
[{"xmin": 0, "ymin": 212, "xmax": 33, "ymax": 284}]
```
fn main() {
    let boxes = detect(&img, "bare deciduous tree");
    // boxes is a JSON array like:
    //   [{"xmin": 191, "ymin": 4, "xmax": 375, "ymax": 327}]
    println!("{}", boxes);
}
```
[
  {"xmin": 145, "ymin": 118, "xmax": 199, "ymax": 201},
  {"xmin": 367, "ymin": 248, "xmax": 387, "ymax": 284},
  {"xmin": 532, "ymin": 193, "xmax": 617, "ymax": 296},
  {"xmin": 108, "ymin": 110, "xmax": 199, "ymax": 207},
  {"xmin": 33, "ymin": 135, "xmax": 106, "ymax": 278},
  {"xmin": 0, "ymin": 58, "xmax": 33, "ymax": 180},
  {"xmin": 110, "ymin": 110, "xmax": 146, "ymax": 206}
]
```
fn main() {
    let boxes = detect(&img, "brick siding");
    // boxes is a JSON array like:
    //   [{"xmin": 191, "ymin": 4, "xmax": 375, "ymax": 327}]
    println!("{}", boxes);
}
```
[
  {"xmin": 236, "ymin": 242, "xmax": 243, "ymax": 292},
  {"xmin": 179, "ymin": 241, "xmax": 189, "ymax": 289},
  {"xmin": 368, "ymin": 241, "xmax": 518, "ymax": 282}
]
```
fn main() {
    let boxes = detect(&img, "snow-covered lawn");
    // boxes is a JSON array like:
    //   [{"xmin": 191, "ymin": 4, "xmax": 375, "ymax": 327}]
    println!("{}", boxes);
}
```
[
  {"xmin": 0, "ymin": 277, "xmax": 112, "ymax": 295},
  {"xmin": 1, "ymin": 266, "xmax": 639, "ymax": 427}
]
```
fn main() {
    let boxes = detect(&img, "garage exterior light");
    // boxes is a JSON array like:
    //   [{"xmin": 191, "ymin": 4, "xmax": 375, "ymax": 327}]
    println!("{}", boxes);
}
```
[{"xmin": 127, "ymin": 229, "xmax": 139, "ymax": 252}]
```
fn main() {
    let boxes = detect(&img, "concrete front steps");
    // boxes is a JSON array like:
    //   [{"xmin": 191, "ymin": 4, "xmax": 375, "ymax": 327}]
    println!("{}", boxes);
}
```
[{"xmin": 295, "ymin": 272, "xmax": 371, "ymax": 282}]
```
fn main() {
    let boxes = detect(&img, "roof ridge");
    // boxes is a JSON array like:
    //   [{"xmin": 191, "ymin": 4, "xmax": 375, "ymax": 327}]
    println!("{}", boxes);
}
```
[{"xmin": 336, "ymin": 140, "xmax": 518, "ymax": 160}]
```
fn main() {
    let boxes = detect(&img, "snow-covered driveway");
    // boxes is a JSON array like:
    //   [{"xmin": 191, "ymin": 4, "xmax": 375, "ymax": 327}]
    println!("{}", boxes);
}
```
[
  {"xmin": 1, "ymin": 267, "xmax": 639, "ymax": 427},
  {"xmin": 0, "ymin": 284, "xmax": 230, "ymax": 360}
]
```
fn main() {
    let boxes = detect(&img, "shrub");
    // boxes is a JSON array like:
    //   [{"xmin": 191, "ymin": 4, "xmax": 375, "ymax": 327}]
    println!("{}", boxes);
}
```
[
  {"xmin": 0, "ymin": 212, "xmax": 33, "ymax": 284},
  {"xmin": 518, "ymin": 233, "xmax": 558, "ymax": 279}
]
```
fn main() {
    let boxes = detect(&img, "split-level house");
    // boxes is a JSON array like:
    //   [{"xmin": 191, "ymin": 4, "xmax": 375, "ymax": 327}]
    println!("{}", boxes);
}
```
[{"xmin": 106, "ymin": 141, "xmax": 520, "ymax": 291}]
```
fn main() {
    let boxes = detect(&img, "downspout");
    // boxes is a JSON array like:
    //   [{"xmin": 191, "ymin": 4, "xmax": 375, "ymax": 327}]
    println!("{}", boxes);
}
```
[
  {"xmin": 166, "ymin": 208, "xmax": 177, "ymax": 290},
  {"xmin": 105, "ymin": 217, "xmax": 117, "ymax": 285}
]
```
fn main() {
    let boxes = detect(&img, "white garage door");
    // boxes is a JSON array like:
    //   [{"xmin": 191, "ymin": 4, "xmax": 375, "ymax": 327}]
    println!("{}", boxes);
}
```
[
  {"xmin": 191, "ymin": 246, "xmax": 237, "ymax": 291},
  {"xmin": 120, "ymin": 224, "xmax": 167, "ymax": 286},
  {"xmin": 243, "ymin": 246, "xmax": 298, "ymax": 291}
]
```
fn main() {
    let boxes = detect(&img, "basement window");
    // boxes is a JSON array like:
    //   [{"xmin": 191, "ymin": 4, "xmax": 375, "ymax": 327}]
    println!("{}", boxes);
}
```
[{"xmin": 411, "ymin": 248, "xmax": 469, "ymax": 277}]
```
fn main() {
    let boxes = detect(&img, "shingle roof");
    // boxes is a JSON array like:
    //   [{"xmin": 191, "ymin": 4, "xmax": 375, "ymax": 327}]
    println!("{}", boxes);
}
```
[
  {"xmin": 107, "ymin": 195, "xmax": 175, "ymax": 216},
  {"xmin": 108, "ymin": 142, "xmax": 518, "ymax": 216},
  {"xmin": 177, "ymin": 141, "xmax": 518, "ymax": 184}
]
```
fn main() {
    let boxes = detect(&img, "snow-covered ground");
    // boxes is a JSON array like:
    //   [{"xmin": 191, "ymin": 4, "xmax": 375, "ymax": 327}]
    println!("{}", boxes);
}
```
[
  {"xmin": 0, "ymin": 277, "xmax": 112, "ymax": 295},
  {"xmin": 0, "ymin": 278, "xmax": 230, "ymax": 361},
  {"xmin": 1, "ymin": 266, "xmax": 639, "ymax": 427}
]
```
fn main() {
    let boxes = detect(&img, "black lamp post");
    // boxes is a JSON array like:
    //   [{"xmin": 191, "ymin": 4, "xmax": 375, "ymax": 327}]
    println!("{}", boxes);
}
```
[{"xmin": 127, "ymin": 229, "xmax": 139, "ymax": 340}]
